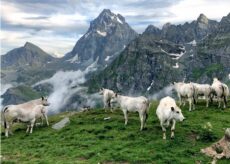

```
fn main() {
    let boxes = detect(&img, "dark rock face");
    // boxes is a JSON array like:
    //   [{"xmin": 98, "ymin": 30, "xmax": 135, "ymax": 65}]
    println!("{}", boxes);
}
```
[
  {"xmin": 88, "ymin": 13, "xmax": 230, "ymax": 94},
  {"xmin": 63, "ymin": 9, "xmax": 138, "ymax": 68},
  {"xmin": 88, "ymin": 34, "xmax": 184, "ymax": 94},
  {"xmin": 143, "ymin": 14, "xmax": 219, "ymax": 44}
]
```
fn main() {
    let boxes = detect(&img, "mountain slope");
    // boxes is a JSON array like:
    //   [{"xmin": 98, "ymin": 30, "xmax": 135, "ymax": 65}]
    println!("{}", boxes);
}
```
[
  {"xmin": 63, "ymin": 9, "xmax": 138, "ymax": 68},
  {"xmin": 88, "ymin": 13, "xmax": 230, "ymax": 94},
  {"xmin": 1, "ymin": 42, "xmax": 55, "ymax": 69},
  {"xmin": 1, "ymin": 42, "xmax": 57, "ymax": 85},
  {"xmin": 144, "ymin": 14, "xmax": 218, "ymax": 44},
  {"xmin": 88, "ymin": 34, "xmax": 185, "ymax": 94}
]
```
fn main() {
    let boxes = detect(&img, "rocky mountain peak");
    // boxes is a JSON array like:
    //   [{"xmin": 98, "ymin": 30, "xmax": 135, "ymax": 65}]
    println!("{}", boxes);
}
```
[
  {"xmin": 197, "ymin": 13, "xmax": 208, "ymax": 24},
  {"xmin": 162, "ymin": 22, "xmax": 171, "ymax": 30},
  {"xmin": 24, "ymin": 42, "xmax": 39, "ymax": 50},
  {"xmin": 89, "ymin": 9, "xmax": 125, "ymax": 32},
  {"xmin": 64, "ymin": 9, "xmax": 137, "ymax": 68},
  {"xmin": 143, "ymin": 25, "xmax": 161, "ymax": 36}
]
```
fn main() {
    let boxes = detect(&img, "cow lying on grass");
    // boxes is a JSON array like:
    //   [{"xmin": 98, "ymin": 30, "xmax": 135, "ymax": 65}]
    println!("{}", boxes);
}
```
[
  {"xmin": 156, "ymin": 96, "xmax": 185, "ymax": 139},
  {"xmin": 2, "ymin": 97, "xmax": 49, "ymax": 137},
  {"xmin": 110, "ymin": 93, "xmax": 150, "ymax": 131},
  {"xmin": 211, "ymin": 78, "xmax": 229, "ymax": 108},
  {"xmin": 99, "ymin": 88, "xmax": 116, "ymax": 112}
]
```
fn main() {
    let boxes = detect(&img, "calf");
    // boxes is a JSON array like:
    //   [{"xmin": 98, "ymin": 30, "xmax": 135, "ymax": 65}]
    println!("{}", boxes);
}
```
[
  {"xmin": 2, "ymin": 97, "xmax": 49, "ymax": 137},
  {"xmin": 173, "ymin": 82, "xmax": 196, "ymax": 111},
  {"xmin": 110, "ymin": 94, "xmax": 149, "ymax": 131},
  {"xmin": 211, "ymin": 78, "xmax": 229, "ymax": 108},
  {"xmin": 99, "ymin": 88, "xmax": 116, "ymax": 112},
  {"xmin": 156, "ymin": 96, "xmax": 185, "ymax": 139}
]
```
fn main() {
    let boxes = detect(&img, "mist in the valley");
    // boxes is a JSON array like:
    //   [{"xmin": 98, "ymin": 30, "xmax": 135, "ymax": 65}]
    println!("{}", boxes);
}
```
[
  {"xmin": 33, "ymin": 59, "xmax": 102, "ymax": 114},
  {"xmin": 0, "ymin": 84, "xmax": 13, "ymax": 109}
]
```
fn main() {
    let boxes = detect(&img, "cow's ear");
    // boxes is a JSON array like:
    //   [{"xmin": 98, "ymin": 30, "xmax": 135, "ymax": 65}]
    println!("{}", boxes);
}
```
[
  {"xmin": 41, "ymin": 96, "xmax": 44, "ymax": 100},
  {"xmin": 171, "ymin": 107, "xmax": 174, "ymax": 111}
]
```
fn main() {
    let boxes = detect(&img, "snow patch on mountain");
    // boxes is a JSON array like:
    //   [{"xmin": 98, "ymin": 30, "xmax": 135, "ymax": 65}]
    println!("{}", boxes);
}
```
[
  {"xmin": 172, "ymin": 62, "xmax": 179, "ymax": 68},
  {"xmin": 97, "ymin": 30, "xmax": 107, "ymax": 37},
  {"xmin": 187, "ymin": 40, "xmax": 197, "ymax": 46},
  {"xmin": 66, "ymin": 54, "xmax": 80, "ymax": 63},
  {"xmin": 161, "ymin": 48, "xmax": 185, "ymax": 60}
]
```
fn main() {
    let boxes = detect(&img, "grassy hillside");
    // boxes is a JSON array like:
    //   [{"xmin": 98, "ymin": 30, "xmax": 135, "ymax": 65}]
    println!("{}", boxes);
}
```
[{"xmin": 1, "ymin": 101, "xmax": 230, "ymax": 163}]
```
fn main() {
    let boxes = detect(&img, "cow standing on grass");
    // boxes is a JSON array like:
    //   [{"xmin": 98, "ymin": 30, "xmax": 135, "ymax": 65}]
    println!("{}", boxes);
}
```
[
  {"xmin": 192, "ymin": 83, "xmax": 213, "ymax": 107},
  {"xmin": 2, "ymin": 97, "xmax": 49, "ymax": 137},
  {"xmin": 110, "ymin": 93, "xmax": 150, "ymax": 131},
  {"xmin": 211, "ymin": 78, "xmax": 229, "ymax": 108},
  {"xmin": 99, "ymin": 88, "xmax": 116, "ymax": 112},
  {"xmin": 173, "ymin": 82, "xmax": 196, "ymax": 111},
  {"xmin": 156, "ymin": 96, "xmax": 185, "ymax": 139}
]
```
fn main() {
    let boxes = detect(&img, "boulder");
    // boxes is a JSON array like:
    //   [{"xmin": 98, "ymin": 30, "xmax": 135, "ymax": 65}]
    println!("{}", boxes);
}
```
[
  {"xmin": 52, "ymin": 117, "xmax": 70, "ymax": 130},
  {"xmin": 201, "ymin": 128, "xmax": 230, "ymax": 162}
]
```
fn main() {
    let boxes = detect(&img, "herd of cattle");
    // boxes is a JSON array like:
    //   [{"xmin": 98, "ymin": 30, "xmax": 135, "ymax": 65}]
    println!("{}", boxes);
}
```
[{"xmin": 1, "ymin": 78, "xmax": 229, "ymax": 139}]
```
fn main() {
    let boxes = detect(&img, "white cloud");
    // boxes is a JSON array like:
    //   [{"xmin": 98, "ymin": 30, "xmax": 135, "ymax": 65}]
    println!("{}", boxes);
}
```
[
  {"xmin": 160, "ymin": 0, "xmax": 230, "ymax": 25},
  {"xmin": 1, "ymin": 30, "xmax": 77, "ymax": 57},
  {"xmin": 1, "ymin": 0, "xmax": 230, "ymax": 56}
]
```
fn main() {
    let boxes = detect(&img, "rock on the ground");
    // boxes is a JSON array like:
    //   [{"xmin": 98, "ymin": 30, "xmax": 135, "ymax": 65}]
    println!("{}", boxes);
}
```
[
  {"xmin": 52, "ymin": 117, "xmax": 70, "ymax": 130},
  {"xmin": 201, "ymin": 128, "xmax": 230, "ymax": 161}
]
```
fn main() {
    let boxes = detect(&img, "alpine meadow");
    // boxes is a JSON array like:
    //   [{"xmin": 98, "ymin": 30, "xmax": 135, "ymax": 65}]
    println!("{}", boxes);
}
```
[{"xmin": 1, "ymin": 0, "xmax": 230, "ymax": 163}]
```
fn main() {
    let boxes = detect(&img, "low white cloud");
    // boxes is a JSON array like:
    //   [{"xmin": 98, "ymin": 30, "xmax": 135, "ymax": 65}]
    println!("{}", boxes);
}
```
[
  {"xmin": 0, "ymin": 84, "xmax": 13, "ymax": 110},
  {"xmin": 33, "ymin": 58, "xmax": 99, "ymax": 114}
]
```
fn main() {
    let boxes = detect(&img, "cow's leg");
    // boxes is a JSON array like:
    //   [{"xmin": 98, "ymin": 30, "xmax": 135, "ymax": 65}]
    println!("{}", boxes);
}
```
[
  {"xmin": 139, "ymin": 112, "xmax": 144, "ymax": 131},
  {"xmin": 26, "ymin": 124, "xmax": 30, "ymax": 133},
  {"xmin": 178, "ymin": 94, "xmax": 182, "ymax": 106},
  {"xmin": 123, "ymin": 110, "xmax": 128, "ymax": 125},
  {"xmin": 171, "ymin": 119, "xmax": 176, "ymax": 139},
  {"xmin": 218, "ymin": 97, "xmax": 221, "ymax": 108},
  {"xmin": 5, "ymin": 122, "xmax": 9, "ymax": 137},
  {"xmin": 160, "ymin": 121, "xmax": 166, "ymax": 139},
  {"xmin": 30, "ymin": 119, "xmax": 36, "ymax": 134},
  {"xmin": 9, "ymin": 122, "xmax": 14, "ymax": 135},
  {"xmin": 103, "ymin": 98, "xmax": 107, "ymax": 112},
  {"xmin": 188, "ymin": 98, "xmax": 192, "ymax": 111},
  {"xmin": 206, "ymin": 95, "xmax": 209, "ymax": 108},
  {"xmin": 223, "ymin": 96, "xmax": 227, "ymax": 109},
  {"xmin": 43, "ymin": 114, "xmax": 49, "ymax": 126}
]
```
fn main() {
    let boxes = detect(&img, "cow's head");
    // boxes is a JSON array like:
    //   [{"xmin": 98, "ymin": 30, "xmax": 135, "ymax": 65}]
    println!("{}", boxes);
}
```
[
  {"xmin": 170, "ymin": 106, "xmax": 185, "ymax": 122},
  {"xmin": 41, "ymin": 96, "xmax": 50, "ymax": 106},
  {"xmin": 110, "ymin": 92, "xmax": 118, "ymax": 104},
  {"xmin": 99, "ymin": 88, "xmax": 104, "ymax": 95}
]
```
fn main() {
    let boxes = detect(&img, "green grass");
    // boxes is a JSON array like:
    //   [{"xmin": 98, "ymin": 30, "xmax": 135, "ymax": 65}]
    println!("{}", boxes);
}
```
[{"xmin": 1, "ymin": 101, "xmax": 230, "ymax": 163}]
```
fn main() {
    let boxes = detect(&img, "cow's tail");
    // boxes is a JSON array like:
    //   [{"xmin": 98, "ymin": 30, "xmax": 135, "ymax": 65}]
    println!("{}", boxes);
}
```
[
  {"xmin": 144, "ymin": 100, "xmax": 151, "ymax": 123},
  {"xmin": 2, "ymin": 106, "xmax": 9, "ymax": 129},
  {"xmin": 192, "ymin": 85, "xmax": 196, "ymax": 104},
  {"xmin": 222, "ymin": 85, "xmax": 227, "ymax": 106}
]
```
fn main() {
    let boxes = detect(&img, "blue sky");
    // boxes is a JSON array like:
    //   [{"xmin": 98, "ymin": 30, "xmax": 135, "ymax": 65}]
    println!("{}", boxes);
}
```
[{"xmin": 1, "ymin": 0, "xmax": 230, "ymax": 57}]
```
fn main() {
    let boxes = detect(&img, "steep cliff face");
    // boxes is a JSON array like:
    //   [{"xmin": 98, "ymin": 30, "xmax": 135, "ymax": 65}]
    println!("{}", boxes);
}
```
[
  {"xmin": 88, "ymin": 13, "xmax": 230, "ymax": 94},
  {"xmin": 88, "ymin": 34, "xmax": 185, "ymax": 94},
  {"xmin": 63, "ymin": 9, "xmax": 138, "ymax": 68},
  {"xmin": 143, "ymin": 14, "xmax": 219, "ymax": 44}
]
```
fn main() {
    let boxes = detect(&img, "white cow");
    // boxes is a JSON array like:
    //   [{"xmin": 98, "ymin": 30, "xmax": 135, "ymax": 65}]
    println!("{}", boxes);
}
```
[
  {"xmin": 192, "ymin": 83, "xmax": 213, "ymax": 107},
  {"xmin": 99, "ymin": 88, "xmax": 116, "ymax": 112},
  {"xmin": 110, "ymin": 93, "xmax": 150, "ymax": 131},
  {"xmin": 211, "ymin": 78, "xmax": 229, "ymax": 108},
  {"xmin": 2, "ymin": 97, "xmax": 49, "ymax": 137},
  {"xmin": 173, "ymin": 82, "xmax": 196, "ymax": 111},
  {"xmin": 156, "ymin": 96, "xmax": 185, "ymax": 139}
]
